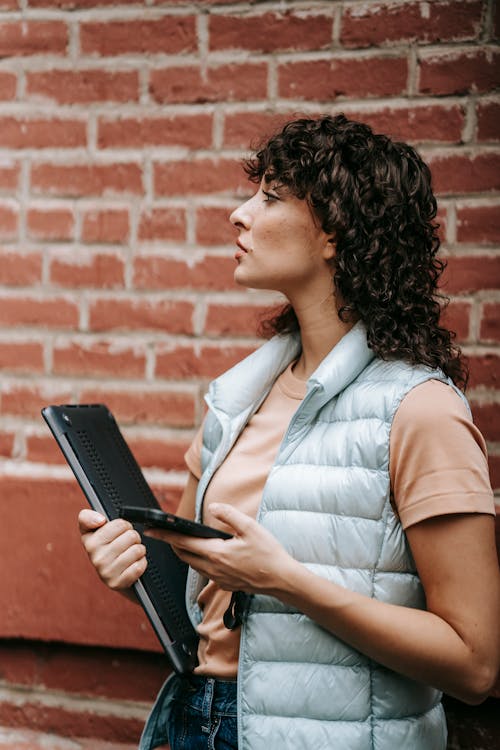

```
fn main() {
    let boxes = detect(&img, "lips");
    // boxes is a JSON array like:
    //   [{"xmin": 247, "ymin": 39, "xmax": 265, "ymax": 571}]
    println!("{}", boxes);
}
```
[{"xmin": 234, "ymin": 240, "xmax": 249, "ymax": 260}]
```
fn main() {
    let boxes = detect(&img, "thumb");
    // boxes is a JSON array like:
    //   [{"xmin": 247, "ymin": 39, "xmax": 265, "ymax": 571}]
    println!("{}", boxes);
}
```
[
  {"xmin": 209, "ymin": 503, "xmax": 252, "ymax": 536},
  {"xmin": 78, "ymin": 508, "xmax": 106, "ymax": 533}
]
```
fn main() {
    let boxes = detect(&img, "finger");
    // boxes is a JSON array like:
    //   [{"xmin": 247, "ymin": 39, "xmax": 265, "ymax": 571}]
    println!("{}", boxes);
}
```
[
  {"xmin": 169, "ymin": 546, "xmax": 215, "ymax": 577},
  {"xmin": 78, "ymin": 508, "xmax": 106, "ymax": 533},
  {"xmin": 208, "ymin": 503, "xmax": 252, "ymax": 535},
  {"xmin": 108, "ymin": 549, "xmax": 148, "ymax": 590},
  {"xmin": 90, "ymin": 527, "xmax": 142, "ymax": 564},
  {"xmin": 83, "ymin": 521, "xmax": 139, "ymax": 560},
  {"xmin": 144, "ymin": 528, "xmax": 219, "ymax": 558},
  {"xmin": 101, "ymin": 544, "xmax": 146, "ymax": 582},
  {"xmin": 107, "ymin": 527, "xmax": 143, "ymax": 558},
  {"xmin": 87, "ymin": 518, "xmax": 135, "ymax": 546}
]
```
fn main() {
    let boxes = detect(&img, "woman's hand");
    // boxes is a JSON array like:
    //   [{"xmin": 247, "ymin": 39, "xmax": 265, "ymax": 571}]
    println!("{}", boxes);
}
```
[
  {"xmin": 78, "ymin": 508, "xmax": 147, "ymax": 591},
  {"xmin": 145, "ymin": 503, "xmax": 298, "ymax": 595}
]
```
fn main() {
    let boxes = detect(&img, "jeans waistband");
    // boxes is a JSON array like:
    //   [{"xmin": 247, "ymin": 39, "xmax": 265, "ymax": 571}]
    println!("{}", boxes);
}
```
[{"xmin": 176, "ymin": 674, "xmax": 237, "ymax": 719}]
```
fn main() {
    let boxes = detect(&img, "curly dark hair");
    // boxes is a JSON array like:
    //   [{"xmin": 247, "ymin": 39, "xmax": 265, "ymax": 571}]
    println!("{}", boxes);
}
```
[{"xmin": 244, "ymin": 114, "xmax": 467, "ymax": 389}]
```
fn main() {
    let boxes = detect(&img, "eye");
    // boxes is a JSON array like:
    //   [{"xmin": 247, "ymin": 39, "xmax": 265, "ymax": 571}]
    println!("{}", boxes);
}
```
[{"xmin": 262, "ymin": 189, "xmax": 279, "ymax": 203}]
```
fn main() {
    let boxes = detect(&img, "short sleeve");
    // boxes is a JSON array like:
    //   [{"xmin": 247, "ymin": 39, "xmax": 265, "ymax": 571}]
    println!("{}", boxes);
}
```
[
  {"xmin": 390, "ymin": 379, "xmax": 495, "ymax": 529},
  {"xmin": 184, "ymin": 420, "xmax": 205, "ymax": 480}
]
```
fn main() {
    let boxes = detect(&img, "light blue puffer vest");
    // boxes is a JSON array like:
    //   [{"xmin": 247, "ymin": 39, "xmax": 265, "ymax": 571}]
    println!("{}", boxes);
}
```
[{"xmin": 185, "ymin": 322, "xmax": 459, "ymax": 750}]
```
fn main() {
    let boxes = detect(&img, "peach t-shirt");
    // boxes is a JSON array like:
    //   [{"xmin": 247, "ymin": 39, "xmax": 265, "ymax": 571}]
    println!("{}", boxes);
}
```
[{"xmin": 184, "ymin": 364, "xmax": 495, "ymax": 678}]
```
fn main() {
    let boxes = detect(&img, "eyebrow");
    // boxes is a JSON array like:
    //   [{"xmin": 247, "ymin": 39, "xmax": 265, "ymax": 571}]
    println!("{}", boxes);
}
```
[{"xmin": 263, "ymin": 177, "xmax": 288, "ymax": 194}]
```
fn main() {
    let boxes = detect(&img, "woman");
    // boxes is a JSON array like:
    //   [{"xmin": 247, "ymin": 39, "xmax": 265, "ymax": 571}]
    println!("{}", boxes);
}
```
[{"xmin": 79, "ymin": 115, "xmax": 499, "ymax": 750}]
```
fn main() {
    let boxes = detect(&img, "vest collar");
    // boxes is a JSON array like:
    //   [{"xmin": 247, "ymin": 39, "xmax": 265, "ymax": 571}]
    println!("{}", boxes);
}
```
[
  {"xmin": 305, "ymin": 320, "xmax": 374, "ymax": 412},
  {"xmin": 206, "ymin": 331, "xmax": 301, "ymax": 419},
  {"xmin": 207, "ymin": 321, "xmax": 374, "ymax": 420}
]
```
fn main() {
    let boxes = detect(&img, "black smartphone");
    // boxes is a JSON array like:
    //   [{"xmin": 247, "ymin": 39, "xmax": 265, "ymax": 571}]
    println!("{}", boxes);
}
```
[{"xmin": 120, "ymin": 505, "xmax": 233, "ymax": 540}]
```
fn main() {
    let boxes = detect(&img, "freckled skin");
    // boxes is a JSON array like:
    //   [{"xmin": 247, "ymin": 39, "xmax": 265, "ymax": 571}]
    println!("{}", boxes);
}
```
[{"xmin": 230, "ymin": 179, "xmax": 335, "ymax": 300}]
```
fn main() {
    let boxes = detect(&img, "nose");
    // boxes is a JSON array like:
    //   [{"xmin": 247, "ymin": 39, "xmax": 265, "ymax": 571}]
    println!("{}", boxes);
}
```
[{"xmin": 230, "ymin": 194, "xmax": 254, "ymax": 230}]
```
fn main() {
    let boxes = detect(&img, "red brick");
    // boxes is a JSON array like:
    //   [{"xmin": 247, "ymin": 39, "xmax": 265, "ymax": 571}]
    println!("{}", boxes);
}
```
[
  {"xmin": 223, "ymin": 111, "xmax": 294, "ymax": 149},
  {"xmin": 441, "ymin": 255, "xmax": 500, "ymax": 294},
  {"xmin": 477, "ymin": 100, "xmax": 500, "ymax": 142},
  {"xmin": 154, "ymin": 158, "xmax": 247, "ymax": 197},
  {"xmin": 133, "ymin": 255, "xmax": 236, "ymax": 290},
  {"xmin": 50, "ymin": 250, "xmax": 125, "ymax": 288},
  {"xmin": 341, "ymin": 1, "xmax": 483, "ymax": 48},
  {"xmin": 2, "ymin": 727, "xmax": 139, "ymax": 750},
  {"xmin": 209, "ymin": 11, "xmax": 333, "ymax": 52},
  {"xmin": 53, "ymin": 340, "xmax": 147, "ymax": 378},
  {"xmin": 226, "ymin": 108, "xmax": 464, "ymax": 150},
  {"xmin": 0, "ymin": 162, "xmax": 19, "ymax": 191},
  {"xmin": 428, "ymin": 153, "xmax": 500, "ymax": 195},
  {"xmin": 419, "ymin": 49, "xmax": 500, "ymax": 95},
  {"xmin": 78, "ymin": 387, "xmax": 196, "ymax": 427},
  {"xmin": 89, "ymin": 297, "xmax": 194, "ymax": 334},
  {"xmin": 489, "ymin": 454, "xmax": 500, "ymax": 491},
  {"xmin": 467, "ymin": 354, "xmax": 500, "ymax": 389},
  {"xmin": 0, "ymin": 698, "xmax": 144, "ymax": 742},
  {"xmin": 26, "ymin": 69, "xmax": 139, "ymax": 104},
  {"xmin": 27, "ymin": 207, "xmax": 74, "ymax": 241},
  {"xmin": 1, "ymin": 383, "xmax": 73, "ymax": 416},
  {"xmin": 0, "ymin": 643, "xmax": 72, "ymax": 693},
  {"xmin": 80, "ymin": 17, "xmax": 196, "ymax": 55},
  {"xmin": 0, "ymin": 473, "xmax": 159, "ymax": 649},
  {"xmin": 29, "ymin": 0, "xmax": 142, "ymax": 6},
  {"xmin": 469, "ymin": 402, "xmax": 500, "ymax": 441},
  {"xmin": 439, "ymin": 299, "xmax": 472, "ymax": 342},
  {"xmin": 480, "ymin": 303, "xmax": 500, "ymax": 342},
  {"xmin": 279, "ymin": 56, "xmax": 409, "ymax": 100},
  {"xmin": 345, "ymin": 104, "xmax": 465, "ymax": 144},
  {"xmin": 204, "ymin": 303, "xmax": 268, "ymax": 336},
  {"xmin": 153, "ymin": 0, "xmax": 237, "ymax": 4},
  {"xmin": 0, "ymin": 641, "xmax": 166, "ymax": 703},
  {"xmin": 81, "ymin": 208, "xmax": 129, "ymax": 244},
  {"xmin": 150, "ymin": 62, "xmax": 267, "ymax": 104},
  {"xmin": 435, "ymin": 206, "xmax": 448, "ymax": 244},
  {"xmin": 0, "ymin": 117, "xmax": 86, "ymax": 149},
  {"xmin": 155, "ymin": 343, "xmax": 256, "ymax": 379},
  {"xmin": 196, "ymin": 206, "xmax": 238, "ymax": 245},
  {"xmin": 150, "ymin": 481, "xmax": 183, "ymax": 511},
  {"xmin": 456, "ymin": 205, "xmax": 500, "ymax": 244},
  {"xmin": 26, "ymin": 433, "xmax": 67, "ymax": 464},
  {"xmin": 0, "ymin": 430, "xmax": 15, "ymax": 457},
  {"xmin": 0, "ymin": 296, "xmax": 78, "ymax": 328},
  {"xmin": 138, "ymin": 207, "xmax": 186, "ymax": 242},
  {"xmin": 0, "ymin": 341, "xmax": 44, "ymax": 373},
  {"xmin": 31, "ymin": 163, "xmax": 143, "ymax": 197},
  {"xmin": 0, "ymin": 0, "xmax": 19, "ymax": 9},
  {"xmin": 0, "ymin": 70, "xmax": 16, "ymax": 99},
  {"xmin": 0, "ymin": 21, "xmax": 68, "ymax": 56},
  {"xmin": 0, "ymin": 251, "xmax": 42, "ymax": 285},
  {"xmin": 98, "ymin": 113, "xmax": 212, "ymax": 149},
  {"xmin": 0, "ymin": 202, "xmax": 18, "ymax": 239},
  {"xmin": 127, "ymin": 435, "xmax": 190, "ymax": 472}
]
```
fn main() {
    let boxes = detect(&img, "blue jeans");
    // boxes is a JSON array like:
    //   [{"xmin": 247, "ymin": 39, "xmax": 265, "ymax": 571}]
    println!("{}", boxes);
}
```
[{"xmin": 168, "ymin": 675, "xmax": 238, "ymax": 750}]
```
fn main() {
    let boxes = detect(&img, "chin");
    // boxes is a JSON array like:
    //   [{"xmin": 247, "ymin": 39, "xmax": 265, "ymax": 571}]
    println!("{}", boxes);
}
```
[
  {"xmin": 234, "ymin": 267, "xmax": 257, "ymax": 288},
  {"xmin": 234, "ymin": 266, "xmax": 284, "ymax": 294}
]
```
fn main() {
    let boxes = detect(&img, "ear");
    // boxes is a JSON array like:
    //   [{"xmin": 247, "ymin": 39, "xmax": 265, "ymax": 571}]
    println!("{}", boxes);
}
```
[{"xmin": 322, "ymin": 236, "xmax": 336, "ymax": 261}]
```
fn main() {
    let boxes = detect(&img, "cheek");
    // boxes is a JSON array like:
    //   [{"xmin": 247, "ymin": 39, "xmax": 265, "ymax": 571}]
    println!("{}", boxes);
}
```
[{"xmin": 254, "ymin": 222, "xmax": 282, "ymax": 248}]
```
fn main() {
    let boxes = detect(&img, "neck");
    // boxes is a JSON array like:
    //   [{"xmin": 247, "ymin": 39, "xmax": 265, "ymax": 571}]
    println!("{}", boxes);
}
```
[{"xmin": 290, "ymin": 292, "xmax": 354, "ymax": 380}]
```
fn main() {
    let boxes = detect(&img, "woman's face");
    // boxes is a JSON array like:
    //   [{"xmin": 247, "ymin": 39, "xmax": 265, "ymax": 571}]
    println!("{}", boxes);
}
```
[{"xmin": 229, "ymin": 178, "xmax": 334, "ymax": 298}]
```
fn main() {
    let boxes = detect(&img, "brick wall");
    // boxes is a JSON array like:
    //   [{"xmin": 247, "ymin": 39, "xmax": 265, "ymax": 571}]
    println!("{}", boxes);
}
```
[{"xmin": 0, "ymin": 0, "xmax": 498, "ymax": 745}]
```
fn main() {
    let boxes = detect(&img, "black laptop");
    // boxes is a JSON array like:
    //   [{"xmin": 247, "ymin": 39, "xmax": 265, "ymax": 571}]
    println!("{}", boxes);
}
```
[{"xmin": 42, "ymin": 403, "xmax": 199, "ymax": 675}]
